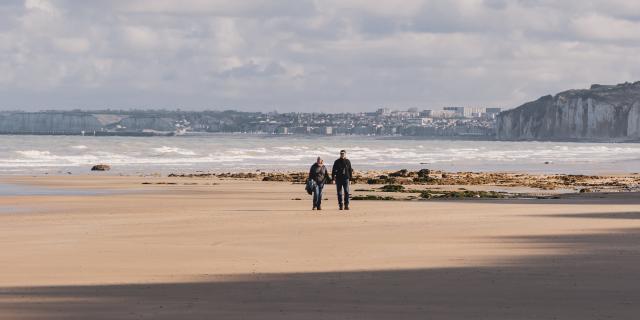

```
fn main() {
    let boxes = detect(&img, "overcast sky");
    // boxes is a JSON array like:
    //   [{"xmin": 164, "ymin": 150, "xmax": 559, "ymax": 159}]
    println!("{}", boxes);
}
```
[{"xmin": 1, "ymin": 0, "xmax": 640, "ymax": 112}]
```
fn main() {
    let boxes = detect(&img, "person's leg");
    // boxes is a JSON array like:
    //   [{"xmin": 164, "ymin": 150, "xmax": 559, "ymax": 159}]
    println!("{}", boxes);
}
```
[
  {"xmin": 336, "ymin": 179, "xmax": 344, "ymax": 209},
  {"xmin": 312, "ymin": 184, "xmax": 319, "ymax": 209},
  {"xmin": 317, "ymin": 184, "xmax": 324, "ymax": 209},
  {"xmin": 343, "ymin": 178, "xmax": 350, "ymax": 209}
]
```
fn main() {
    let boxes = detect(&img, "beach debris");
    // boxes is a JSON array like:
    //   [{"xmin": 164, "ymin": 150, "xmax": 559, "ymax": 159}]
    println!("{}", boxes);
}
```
[
  {"xmin": 169, "ymin": 173, "xmax": 215, "ymax": 178},
  {"xmin": 166, "ymin": 169, "xmax": 637, "ymax": 194},
  {"xmin": 380, "ymin": 184, "xmax": 405, "ymax": 192},
  {"xmin": 420, "ymin": 190, "xmax": 504, "ymax": 199},
  {"xmin": 417, "ymin": 169, "xmax": 431, "ymax": 177},
  {"xmin": 352, "ymin": 195, "xmax": 395, "ymax": 201},
  {"xmin": 91, "ymin": 164, "xmax": 111, "ymax": 171},
  {"xmin": 141, "ymin": 182, "xmax": 178, "ymax": 185},
  {"xmin": 262, "ymin": 174, "xmax": 290, "ymax": 182},
  {"xmin": 367, "ymin": 175, "xmax": 391, "ymax": 184},
  {"xmin": 389, "ymin": 169, "xmax": 410, "ymax": 177}
]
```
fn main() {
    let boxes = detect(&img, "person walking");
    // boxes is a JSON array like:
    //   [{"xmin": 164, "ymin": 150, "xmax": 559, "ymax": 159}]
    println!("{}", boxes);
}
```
[
  {"xmin": 308, "ymin": 157, "xmax": 328, "ymax": 210},
  {"xmin": 332, "ymin": 150, "xmax": 353, "ymax": 210}
]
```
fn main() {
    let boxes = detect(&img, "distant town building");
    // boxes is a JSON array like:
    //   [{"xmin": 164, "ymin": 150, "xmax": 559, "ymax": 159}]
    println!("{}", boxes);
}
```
[
  {"xmin": 430, "ymin": 110, "xmax": 458, "ymax": 118},
  {"xmin": 443, "ymin": 107, "xmax": 465, "ymax": 117},
  {"xmin": 406, "ymin": 118, "xmax": 432, "ymax": 126},
  {"xmin": 376, "ymin": 108, "xmax": 391, "ymax": 115},
  {"xmin": 443, "ymin": 106, "xmax": 498, "ymax": 118}
]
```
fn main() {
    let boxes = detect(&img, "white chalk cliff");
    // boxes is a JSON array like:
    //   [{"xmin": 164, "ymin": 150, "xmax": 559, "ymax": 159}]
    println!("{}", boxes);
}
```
[{"xmin": 497, "ymin": 82, "xmax": 640, "ymax": 141}]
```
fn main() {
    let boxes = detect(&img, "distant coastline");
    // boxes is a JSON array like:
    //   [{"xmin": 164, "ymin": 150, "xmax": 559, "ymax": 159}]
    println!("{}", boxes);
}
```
[
  {"xmin": 3, "ymin": 130, "xmax": 638, "ymax": 143},
  {"xmin": 0, "ymin": 108, "xmax": 498, "ymax": 139},
  {"xmin": 0, "ymin": 130, "xmax": 500, "ymax": 141}
]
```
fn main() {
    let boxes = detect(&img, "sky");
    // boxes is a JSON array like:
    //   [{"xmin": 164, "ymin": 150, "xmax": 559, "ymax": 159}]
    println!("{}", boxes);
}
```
[{"xmin": 1, "ymin": 0, "xmax": 640, "ymax": 112}]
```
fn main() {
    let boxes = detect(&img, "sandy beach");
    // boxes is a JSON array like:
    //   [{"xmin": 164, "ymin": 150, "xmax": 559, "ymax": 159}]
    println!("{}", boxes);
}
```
[{"xmin": 2, "ymin": 174, "xmax": 640, "ymax": 319}]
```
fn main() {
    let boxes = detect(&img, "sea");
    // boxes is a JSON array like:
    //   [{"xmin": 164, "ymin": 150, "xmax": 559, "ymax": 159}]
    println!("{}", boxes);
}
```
[{"xmin": 1, "ymin": 134, "xmax": 639, "ymax": 175}]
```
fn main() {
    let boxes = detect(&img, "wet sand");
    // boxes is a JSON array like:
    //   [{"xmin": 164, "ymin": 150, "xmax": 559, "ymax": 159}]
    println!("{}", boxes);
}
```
[{"xmin": 1, "ymin": 175, "xmax": 640, "ymax": 319}]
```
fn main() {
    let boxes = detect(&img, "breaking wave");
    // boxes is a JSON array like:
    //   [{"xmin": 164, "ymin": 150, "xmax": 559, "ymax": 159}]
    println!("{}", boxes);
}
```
[{"xmin": 152, "ymin": 146, "xmax": 197, "ymax": 156}]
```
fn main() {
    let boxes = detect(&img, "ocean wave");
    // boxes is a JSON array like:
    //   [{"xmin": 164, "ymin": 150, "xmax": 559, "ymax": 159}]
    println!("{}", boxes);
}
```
[
  {"xmin": 9, "ymin": 145, "xmax": 637, "ymax": 167},
  {"xmin": 3, "ymin": 136, "xmax": 640, "ymax": 174},
  {"xmin": 152, "ymin": 146, "xmax": 197, "ymax": 156},
  {"xmin": 16, "ymin": 150, "xmax": 52, "ymax": 158}
]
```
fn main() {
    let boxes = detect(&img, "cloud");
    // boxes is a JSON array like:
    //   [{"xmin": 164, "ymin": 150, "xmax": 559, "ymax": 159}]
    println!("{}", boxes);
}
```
[
  {"xmin": 52, "ymin": 37, "xmax": 90, "ymax": 53},
  {"xmin": 122, "ymin": 25, "xmax": 160, "ymax": 50},
  {"xmin": 0, "ymin": 0, "xmax": 639, "ymax": 111},
  {"xmin": 24, "ymin": 0, "xmax": 57, "ymax": 13},
  {"xmin": 571, "ymin": 14, "xmax": 640, "ymax": 41}
]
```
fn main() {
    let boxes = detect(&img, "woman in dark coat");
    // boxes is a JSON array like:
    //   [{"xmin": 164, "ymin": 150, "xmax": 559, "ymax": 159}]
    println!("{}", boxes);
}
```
[{"xmin": 308, "ymin": 157, "xmax": 328, "ymax": 210}]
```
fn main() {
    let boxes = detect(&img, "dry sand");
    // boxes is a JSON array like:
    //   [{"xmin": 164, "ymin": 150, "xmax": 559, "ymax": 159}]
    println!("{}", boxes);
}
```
[{"xmin": 1, "ymin": 175, "xmax": 640, "ymax": 319}]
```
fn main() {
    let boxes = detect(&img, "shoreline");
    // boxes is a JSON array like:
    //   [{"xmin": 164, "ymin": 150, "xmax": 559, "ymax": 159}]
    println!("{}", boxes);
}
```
[{"xmin": 4, "ymin": 168, "xmax": 640, "ymax": 200}]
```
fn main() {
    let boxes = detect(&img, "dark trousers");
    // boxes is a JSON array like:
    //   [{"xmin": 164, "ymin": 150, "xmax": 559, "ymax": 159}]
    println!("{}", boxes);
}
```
[
  {"xmin": 313, "ymin": 183, "xmax": 324, "ymax": 208},
  {"xmin": 336, "ymin": 177, "xmax": 350, "ymax": 207}
]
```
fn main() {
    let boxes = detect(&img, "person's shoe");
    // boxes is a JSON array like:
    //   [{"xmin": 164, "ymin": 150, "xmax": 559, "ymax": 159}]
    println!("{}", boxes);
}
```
[
  {"xmin": 339, "ymin": 205, "xmax": 343, "ymax": 210},
  {"xmin": 317, "ymin": 206, "xmax": 322, "ymax": 211},
  {"xmin": 312, "ymin": 206, "xmax": 316, "ymax": 210},
  {"xmin": 345, "ymin": 205, "xmax": 350, "ymax": 210}
]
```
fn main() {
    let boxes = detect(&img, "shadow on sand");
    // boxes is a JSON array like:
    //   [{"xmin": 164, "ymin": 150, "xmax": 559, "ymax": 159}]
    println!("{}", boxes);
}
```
[
  {"xmin": 2, "ymin": 226, "xmax": 640, "ymax": 319},
  {"xmin": 540, "ymin": 212, "xmax": 640, "ymax": 220},
  {"xmin": 483, "ymin": 192, "xmax": 640, "ymax": 205}
]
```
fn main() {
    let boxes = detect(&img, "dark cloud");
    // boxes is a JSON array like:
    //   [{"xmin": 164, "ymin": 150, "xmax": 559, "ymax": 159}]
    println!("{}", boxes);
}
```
[{"xmin": 0, "ymin": 0, "xmax": 639, "ymax": 112}]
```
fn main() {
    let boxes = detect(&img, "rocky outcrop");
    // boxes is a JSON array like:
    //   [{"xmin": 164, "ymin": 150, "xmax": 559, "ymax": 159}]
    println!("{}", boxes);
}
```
[
  {"xmin": 91, "ymin": 164, "xmax": 111, "ymax": 171},
  {"xmin": 497, "ymin": 82, "xmax": 640, "ymax": 141}
]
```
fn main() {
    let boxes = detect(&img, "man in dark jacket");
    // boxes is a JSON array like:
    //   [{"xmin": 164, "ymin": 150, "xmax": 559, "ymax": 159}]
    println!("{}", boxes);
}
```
[
  {"xmin": 332, "ymin": 150, "xmax": 353, "ymax": 210},
  {"xmin": 309, "ymin": 157, "xmax": 328, "ymax": 210}
]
